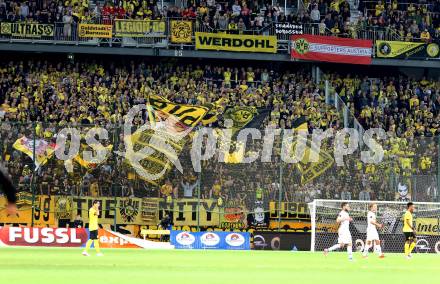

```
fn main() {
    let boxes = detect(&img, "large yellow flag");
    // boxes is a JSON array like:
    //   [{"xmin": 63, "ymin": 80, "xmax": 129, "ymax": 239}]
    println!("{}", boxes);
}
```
[{"xmin": 13, "ymin": 136, "xmax": 56, "ymax": 169}]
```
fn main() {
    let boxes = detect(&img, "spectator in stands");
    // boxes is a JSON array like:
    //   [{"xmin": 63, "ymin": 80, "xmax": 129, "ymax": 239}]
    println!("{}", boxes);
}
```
[
  {"xmin": 311, "ymin": 5, "xmax": 320, "ymax": 23},
  {"xmin": 63, "ymin": 11, "xmax": 73, "ymax": 38}
]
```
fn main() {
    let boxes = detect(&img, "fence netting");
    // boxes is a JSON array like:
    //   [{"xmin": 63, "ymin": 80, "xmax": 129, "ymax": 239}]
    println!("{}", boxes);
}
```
[{"xmin": 0, "ymin": 121, "xmax": 438, "ymax": 234}]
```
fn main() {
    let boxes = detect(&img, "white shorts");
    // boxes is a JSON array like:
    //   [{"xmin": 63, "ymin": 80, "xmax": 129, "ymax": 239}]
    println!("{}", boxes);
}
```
[
  {"xmin": 338, "ymin": 231, "xmax": 352, "ymax": 244},
  {"xmin": 366, "ymin": 229, "xmax": 379, "ymax": 241}
]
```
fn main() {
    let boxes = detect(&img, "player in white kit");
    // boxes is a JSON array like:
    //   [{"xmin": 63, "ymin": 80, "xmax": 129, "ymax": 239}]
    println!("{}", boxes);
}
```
[
  {"xmin": 324, "ymin": 202, "xmax": 354, "ymax": 260},
  {"xmin": 362, "ymin": 203, "xmax": 385, "ymax": 258}
]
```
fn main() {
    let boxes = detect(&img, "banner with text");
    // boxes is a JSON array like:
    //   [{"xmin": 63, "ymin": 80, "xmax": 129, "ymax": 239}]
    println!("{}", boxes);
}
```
[
  {"xmin": 0, "ymin": 195, "xmax": 55, "ymax": 227},
  {"xmin": 376, "ymin": 40, "xmax": 440, "ymax": 59},
  {"xmin": 274, "ymin": 23, "xmax": 303, "ymax": 36},
  {"xmin": 1, "ymin": 22, "xmax": 54, "ymax": 38},
  {"xmin": 291, "ymin": 35, "xmax": 372, "ymax": 64},
  {"xmin": 196, "ymin": 32, "xmax": 277, "ymax": 53},
  {"xmin": 0, "ymin": 227, "xmax": 88, "ymax": 247},
  {"xmin": 78, "ymin": 24, "xmax": 112, "ymax": 38},
  {"xmin": 115, "ymin": 20, "xmax": 166, "ymax": 37}
]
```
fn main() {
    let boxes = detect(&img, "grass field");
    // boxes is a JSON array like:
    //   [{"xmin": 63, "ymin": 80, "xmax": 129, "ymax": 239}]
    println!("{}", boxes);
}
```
[{"xmin": 1, "ymin": 247, "xmax": 439, "ymax": 284}]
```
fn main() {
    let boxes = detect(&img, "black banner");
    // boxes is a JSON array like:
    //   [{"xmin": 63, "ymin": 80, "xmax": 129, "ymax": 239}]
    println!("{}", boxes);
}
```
[
  {"xmin": 253, "ymin": 232, "xmax": 311, "ymax": 251},
  {"xmin": 274, "ymin": 23, "xmax": 303, "ymax": 36}
]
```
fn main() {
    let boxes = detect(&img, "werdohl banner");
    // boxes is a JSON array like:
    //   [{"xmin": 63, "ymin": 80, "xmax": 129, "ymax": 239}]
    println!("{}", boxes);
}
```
[
  {"xmin": 78, "ymin": 24, "xmax": 112, "ymax": 38},
  {"xmin": 171, "ymin": 230, "xmax": 250, "ymax": 250},
  {"xmin": 0, "ymin": 22, "xmax": 54, "ymax": 38},
  {"xmin": 376, "ymin": 40, "xmax": 440, "ymax": 59},
  {"xmin": 195, "ymin": 32, "xmax": 277, "ymax": 53},
  {"xmin": 115, "ymin": 20, "xmax": 166, "ymax": 37},
  {"xmin": 291, "ymin": 34, "xmax": 372, "ymax": 65}
]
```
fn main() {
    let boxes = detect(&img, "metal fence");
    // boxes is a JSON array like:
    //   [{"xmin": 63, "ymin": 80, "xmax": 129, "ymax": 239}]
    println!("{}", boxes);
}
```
[{"xmin": 1, "ymin": 18, "xmax": 438, "ymax": 56}]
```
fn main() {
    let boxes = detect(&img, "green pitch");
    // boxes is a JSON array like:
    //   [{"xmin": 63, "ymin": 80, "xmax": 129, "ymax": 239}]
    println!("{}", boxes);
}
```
[{"xmin": 1, "ymin": 247, "xmax": 438, "ymax": 284}]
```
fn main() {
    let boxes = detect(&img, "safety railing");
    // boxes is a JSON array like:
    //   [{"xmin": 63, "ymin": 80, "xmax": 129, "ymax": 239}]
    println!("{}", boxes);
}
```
[{"xmin": 1, "ymin": 18, "xmax": 439, "ymax": 58}]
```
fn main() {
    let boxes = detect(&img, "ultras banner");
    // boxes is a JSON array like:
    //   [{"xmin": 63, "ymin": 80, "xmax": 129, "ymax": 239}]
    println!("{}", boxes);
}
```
[
  {"xmin": 0, "ymin": 22, "xmax": 54, "ymax": 37},
  {"xmin": 291, "ymin": 34, "xmax": 372, "ymax": 65},
  {"xmin": 195, "ymin": 32, "xmax": 277, "ymax": 53},
  {"xmin": 376, "ymin": 40, "xmax": 440, "ymax": 59}
]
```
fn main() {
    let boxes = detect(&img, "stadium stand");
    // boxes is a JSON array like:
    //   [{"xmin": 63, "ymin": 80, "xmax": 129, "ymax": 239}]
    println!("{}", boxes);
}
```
[
  {"xmin": 0, "ymin": 0, "xmax": 438, "ymax": 40},
  {"xmin": 0, "ymin": 57, "xmax": 437, "ymax": 204}
]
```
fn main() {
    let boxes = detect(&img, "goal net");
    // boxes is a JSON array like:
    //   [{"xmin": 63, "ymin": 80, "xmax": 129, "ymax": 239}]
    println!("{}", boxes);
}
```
[{"xmin": 308, "ymin": 199, "xmax": 440, "ymax": 254}]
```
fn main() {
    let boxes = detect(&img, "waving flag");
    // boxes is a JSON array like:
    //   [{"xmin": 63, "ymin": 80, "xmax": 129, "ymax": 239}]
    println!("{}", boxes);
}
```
[{"xmin": 13, "ymin": 136, "xmax": 56, "ymax": 169}]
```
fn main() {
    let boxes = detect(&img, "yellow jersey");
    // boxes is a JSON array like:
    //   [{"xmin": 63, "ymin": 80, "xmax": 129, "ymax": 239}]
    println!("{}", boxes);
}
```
[
  {"xmin": 89, "ymin": 207, "xmax": 99, "ymax": 231},
  {"xmin": 403, "ymin": 211, "xmax": 413, "ymax": 232}
]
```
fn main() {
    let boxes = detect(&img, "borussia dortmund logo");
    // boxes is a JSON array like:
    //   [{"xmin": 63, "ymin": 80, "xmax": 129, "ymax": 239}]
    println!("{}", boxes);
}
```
[
  {"xmin": 427, "ymin": 43, "xmax": 439, "ymax": 58},
  {"xmin": 1, "ymin": 23, "xmax": 12, "ymax": 35},
  {"xmin": 119, "ymin": 199, "xmax": 139, "ymax": 222},
  {"xmin": 294, "ymin": 38, "xmax": 310, "ymax": 55}
]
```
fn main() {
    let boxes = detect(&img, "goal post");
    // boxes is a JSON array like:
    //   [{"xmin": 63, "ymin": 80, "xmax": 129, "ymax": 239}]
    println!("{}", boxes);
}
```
[{"xmin": 308, "ymin": 199, "xmax": 440, "ymax": 254}]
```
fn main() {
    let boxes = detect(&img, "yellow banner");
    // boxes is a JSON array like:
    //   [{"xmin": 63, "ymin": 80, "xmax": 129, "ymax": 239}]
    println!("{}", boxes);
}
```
[
  {"xmin": 55, "ymin": 196, "xmax": 156, "ymax": 225},
  {"xmin": 170, "ymin": 20, "xmax": 192, "ymax": 43},
  {"xmin": 158, "ymin": 199, "xmax": 221, "ymax": 226},
  {"xmin": 0, "ymin": 22, "xmax": 54, "ymax": 37},
  {"xmin": 78, "ymin": 24, "xmax": 112, "ymax": 38},
  {"xmin": 416, "ymin": 218, "xmax": 440, "ymax": 236},
  {"xmin": 124, "ymin": 96, "xmax": 209, "ymax": 185},
  {"xmin": 295, "ymin": 142, "xmax": 334, "ymax": 185},
  {"xmin": 0, "ymin": 195, "xmax": 55, "ymax": 227},
  {"xmin": 115, "ymin": 20, "xmax": 165, "ymax": 37},
  {"xmin": 376, "ymin": 40, "xmax": 425, "ymax": 58},
  {"xmin": 195, "ymin": 32, "xmax": 277, "ymax": 53}
]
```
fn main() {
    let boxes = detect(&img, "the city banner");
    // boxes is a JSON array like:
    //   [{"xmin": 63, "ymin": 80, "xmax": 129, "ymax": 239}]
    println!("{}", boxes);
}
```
[
  {"xmin": 78, "ymin": 24, "xmax": 112, "ymax": 38},
  {"xmin": 376, "ymin": 40, "xmax": 440, "ymax": 59},
  {"xmin": 0, "ymin": 22, "xmax": 54, "ymax": 38},
  {"xmin": 115, "ymin": 20, "xmax": 166, "ymax": 37},
  {"xmin": 171, "ymin": 230, "xmax": 250, "ymax": 250},
  {"xmin": 291, "ymin": 35, "xmax": 372, "ymax": 65},
  {"xmin": 195, "ymin": 32, "xmax": 277, "ymax": 53},
  {"xmin": 170, "ymin": 20, "xmax": 192, "ymax": 43}
]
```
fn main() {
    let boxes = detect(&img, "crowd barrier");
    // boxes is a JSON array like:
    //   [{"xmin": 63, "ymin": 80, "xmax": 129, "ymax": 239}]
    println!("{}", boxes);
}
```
[{"xmin": 1, "ymin": 19, "xmax": 439, "ymax": 61}]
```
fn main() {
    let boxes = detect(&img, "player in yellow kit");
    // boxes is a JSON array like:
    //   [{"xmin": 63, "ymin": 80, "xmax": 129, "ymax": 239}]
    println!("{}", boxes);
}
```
[
  {"xmin": 82, "ymin": 200, "xmax": 103, "ymax": 256},
  {"xmin": 403, "ymin": 202, "xmax": 416, "ymax": 259}
]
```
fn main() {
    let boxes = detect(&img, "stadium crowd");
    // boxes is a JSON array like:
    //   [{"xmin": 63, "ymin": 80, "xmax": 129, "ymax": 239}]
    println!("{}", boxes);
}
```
[
  {"xmin": 0, "ymin": 58, "xmax": 438, "ymax": 205},
  {"xmin": 0, "ymin": 0, "xmax": 439, "ymax": 41}
]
